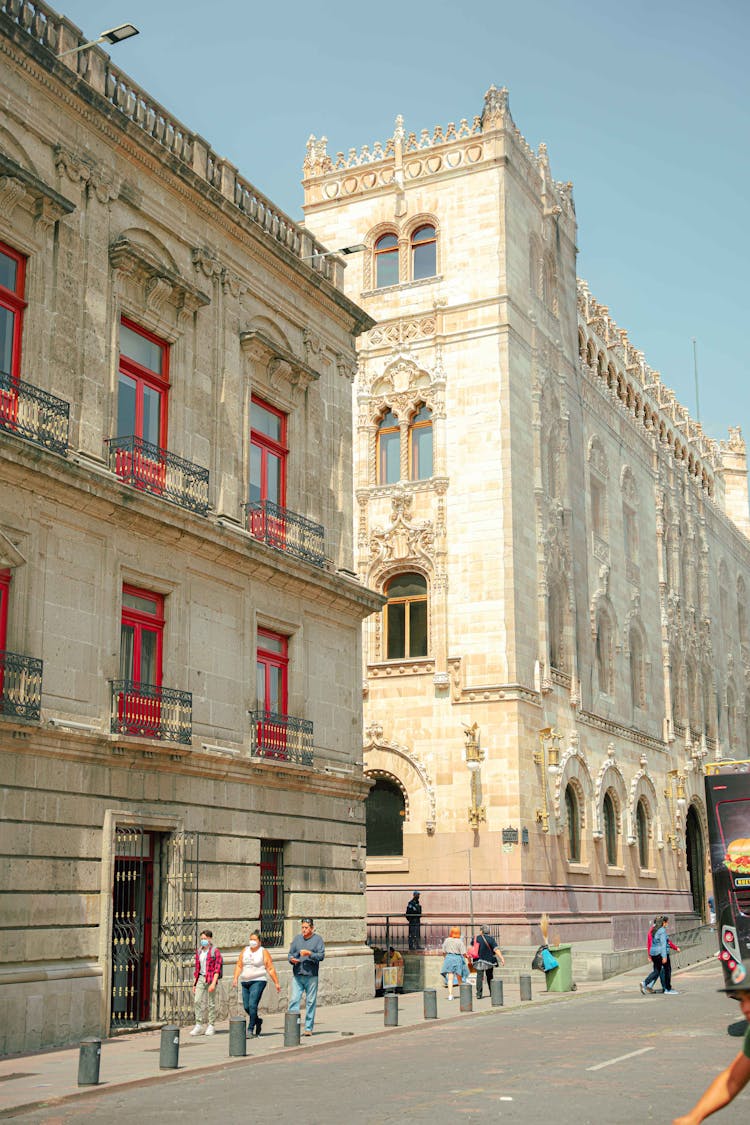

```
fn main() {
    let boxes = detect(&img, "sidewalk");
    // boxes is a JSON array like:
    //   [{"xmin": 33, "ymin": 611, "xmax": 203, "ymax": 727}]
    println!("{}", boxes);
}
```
[{"xmin": 0, "ymin": 962, "xmax": 707, "ymax": 1119}]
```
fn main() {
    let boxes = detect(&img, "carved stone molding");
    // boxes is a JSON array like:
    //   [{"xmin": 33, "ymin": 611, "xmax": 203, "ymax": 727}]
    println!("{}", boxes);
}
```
[
  {"xmin": 239, "ymin": 329, "xmax": 319, "ymax": 394},
  {"xmin": 446, "ymin": 657, "xmax": 541, "ymax": 705},
  {"xmin": 363, "ymin": 725, "xmax": 437, "ymax": 834},
  {"xmin": 54, "ymin": 146, "xmax": 120, "ymax": 203},
  {"xmin": 191, "ymin": 247, "xmax": 244, "ymax": 298},
  {"xmin": 0, "ymin": 529, "xmax": 27, "ymax": 569},
  {"xmin": 110, "ymin": 237, "xmax": 210, "ymax": 317},
  {"xmin": 0, "ymin": 152, "xmax": 75, "ymax": 227},
  {"xmin": 367, "ymin": 487, "xmax": 435, "ymax": 580}
]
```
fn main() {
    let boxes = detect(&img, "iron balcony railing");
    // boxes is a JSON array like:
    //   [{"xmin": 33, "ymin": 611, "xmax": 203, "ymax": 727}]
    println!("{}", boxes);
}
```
[
  {"xmin": 245, "ymin": 499, "xmax": 326, "ymax": 568},
  {"xmin": 0, "ymin": 372, "xmax": 69, "ymax": 455},
  {"xmin": 110, "ymin": 680, "xmax": 192, "ymax": 745},
  {"xmin": 249, "ymin": 709, "xmax": 314, "ymax": 766},
  {"xmin": 107, "ymin": 436, "xmax": 209, "ymax": 515},
  {"xmin": 0, "ymin": 650, "xmax": 43, "ymax": 721}
]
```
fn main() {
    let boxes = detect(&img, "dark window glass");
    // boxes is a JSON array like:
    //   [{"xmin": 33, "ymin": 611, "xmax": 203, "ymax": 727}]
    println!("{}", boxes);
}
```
[
  {"xmin": 411, "ymin": 225, "xmax": 437, "ymax": 280},
  {"xmin": 384, "ymin": 573, "xmax": 428, "ymax": 659},
  {"xmin": 565, "ymin": 785, "xmax": 580, "ymax": 862},
  {"xmin": 366, "ymin": 779, "xmax": 405, "ymax": 856},
  {"xmin": 603, "ymin": 792, "xmax": 617, "ymax": 866},
  {"xmin": 637, "ymin": 801, "xmax": 649, "ymax": 868},
  {"xmin": 377, "ymin": 410, "xmax": 400, "ymax": 484},
  {"xmin": 409, "ymin": 405, "xmax": 433, "ymax": 480},
  {"xmin": 375, "ymin": 233, "xmax": 399, "ymax": 288}
]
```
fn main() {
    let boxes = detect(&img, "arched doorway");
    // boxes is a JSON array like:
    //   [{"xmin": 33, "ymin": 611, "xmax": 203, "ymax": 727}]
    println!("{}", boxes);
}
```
[
  {"xmin": 366, "ymin": 777, "xmax": 405, "ymax": 856},
  {"xmin": 685, "ymin": 804, "xmax": 706, "ymax": 920}
]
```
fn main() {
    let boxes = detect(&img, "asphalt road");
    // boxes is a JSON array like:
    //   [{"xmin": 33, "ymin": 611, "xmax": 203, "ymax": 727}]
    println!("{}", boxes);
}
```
[{"xmin": 13, "ymin": 964, "xmax": 750, "ymax": 1124}]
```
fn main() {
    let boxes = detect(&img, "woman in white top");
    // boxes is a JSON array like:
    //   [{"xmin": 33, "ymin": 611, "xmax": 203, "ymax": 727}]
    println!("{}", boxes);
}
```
[{"xmin": 232, "ymin": 930, "xmax": 281, "ymax": 1037}]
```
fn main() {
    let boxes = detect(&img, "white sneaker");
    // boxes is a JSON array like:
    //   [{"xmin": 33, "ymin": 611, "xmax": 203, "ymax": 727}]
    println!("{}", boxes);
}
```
[
  {"xmin": 205, "ymin": 1024, "xmax": 215, "ymax": 1035},
  {"xmin": 189, "ymin": 1024, "xmax": 203, "ymax": 1036}
]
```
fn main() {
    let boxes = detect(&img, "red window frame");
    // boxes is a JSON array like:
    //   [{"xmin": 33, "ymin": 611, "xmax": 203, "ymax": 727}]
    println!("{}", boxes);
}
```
[
  {"xmin": 0, "ymin": 568, "xmax": 9, "ymax": 653},
  {"xmin": 118, "ymin": 586, "xmax": 165, "ymax": 738},
  {"xmin": 256, "ymin": 629, "xmax": 288, "ymax": 716},
  {"xmin": 249, "ymin": 397, "xmax": 288, "ymax": 545},
  {"xmin": 0, "ymin": 242, "xmax": 27, "ymax": 429},
  {"xmin": 115, "ymin": 319, "xmax": 170, "ymax": 492}
]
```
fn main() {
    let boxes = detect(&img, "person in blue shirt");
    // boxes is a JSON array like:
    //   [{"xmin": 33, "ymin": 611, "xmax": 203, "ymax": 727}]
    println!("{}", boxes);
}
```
[
  {"xmin": 641, "ymin": 917, "xmax": 669, "ymax": 994},
  {"xmin": 287, "ymin": 917, "xmax": 326, "ymax": 1035}
]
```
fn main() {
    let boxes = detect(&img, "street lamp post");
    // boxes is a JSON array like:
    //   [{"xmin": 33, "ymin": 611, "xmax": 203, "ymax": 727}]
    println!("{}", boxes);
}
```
[{"xmin": 57, "ymin": 24, "xmax": 139, "ymax": 59}]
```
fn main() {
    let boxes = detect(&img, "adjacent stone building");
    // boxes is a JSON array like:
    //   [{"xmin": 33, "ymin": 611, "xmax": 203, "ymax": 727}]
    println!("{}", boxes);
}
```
[
  {"xmin": 0, "ymin": 2, "xmax": 380, "ymax": 1054},
  {"xmin": 302, "ymin": 88, "xmax": 750, "ymax": 945}
]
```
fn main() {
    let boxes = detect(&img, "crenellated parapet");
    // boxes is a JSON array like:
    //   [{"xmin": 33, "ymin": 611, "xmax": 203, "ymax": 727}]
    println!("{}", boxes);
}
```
[{"xmin": 303, "ymin": 86, "xmax": 575, "ymax": 222}]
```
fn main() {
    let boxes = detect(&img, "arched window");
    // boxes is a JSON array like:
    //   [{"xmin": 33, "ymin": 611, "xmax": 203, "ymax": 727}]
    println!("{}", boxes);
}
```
[
  {"xmin": 411, "ymin": 225, "xmax": 436, "ymax": 280},
  {"xmin": 629, "ymin": 624, "xmax": 645, "ymax": 710},
  {"xmin": 374, "ymin": 233, "xmax": 399, "ymax": 289},
  {"xmin": 603, "ymin": 791, "xmax": 617, "ymax": 866},
  {"xmin": 384, "ymin": 573, "xmax": 428, "ymax": 659},
  {"xmin": 738, "ymin": 578, "xmax": 748, "ymax": 653},
  {"xmin": 595, "ymin": 608, "xmax": 613, "ymax": 696},
  {"xmin": 366, "ymin": 778, "xmax": 405, "ymax": 856},
  {"xmin": 727, "ymin": 682, "xmax": 737, "ymax": 749},
  {"xmin": 565, "ymin": 784, "xmax": 581, "ymax": 862},
  {"xmin": 548, "ymin": 580, "xmax": 567, "ymax": 673},
  {"xmin": 636, "ymin": 799, "xmax": 649, "ymax": 869},
  {"xmin": 408, "ymin": 404, "xmax": 433, "ymax": 480},
  {"xmin": 377, "ymin": 410, "xmax": 400, "ymax": 485}
]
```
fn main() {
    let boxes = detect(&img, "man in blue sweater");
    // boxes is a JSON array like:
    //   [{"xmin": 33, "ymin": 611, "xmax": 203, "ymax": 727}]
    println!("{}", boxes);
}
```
[{"xmin": 288, "ymin": 917, "xmax": 326, "ymax": 1035}]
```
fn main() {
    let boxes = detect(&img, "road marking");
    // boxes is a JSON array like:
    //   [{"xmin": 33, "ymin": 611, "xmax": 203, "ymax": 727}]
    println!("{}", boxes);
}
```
[{"xmin": 586, "ymin": 1046, "xmax": 654, "ymax": 1071}]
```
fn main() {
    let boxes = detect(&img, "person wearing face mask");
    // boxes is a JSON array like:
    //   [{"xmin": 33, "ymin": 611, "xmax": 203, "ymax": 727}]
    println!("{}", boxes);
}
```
[
  {"xmin": 191, "ymin": 930, "xmax": 223, "ymax": 1036},
  {"xmin": 232, "ymin": 930, "xmax": 281, "ymax": 1037}
]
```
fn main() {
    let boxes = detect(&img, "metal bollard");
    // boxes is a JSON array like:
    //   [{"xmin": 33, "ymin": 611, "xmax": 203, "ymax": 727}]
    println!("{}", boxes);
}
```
[
  {"xmin": 159, "ymin": 1024, "xmax": 180, "ymax": 1069},
  {"xmin": 384, "ymin": 992, "xmax": 399, "ymax": 1026},
  {"xmin": 459, "ymin": 983, "xmax": 473, "ymax": 1012},
  {"xmin": 490, "ymin": 978, "xmax": 504, "ymax": 1007},
  {"xmin": 520, "ymin": 974, "xmax": 532, "ymax": 1001},
  {"xmin": 229, "ymin": 1016, "xmax": 246, "ymax": 1057},
  {"xmin": 77, "ymin": 1037, "xmax": 101, "ymax": 1086},
  {"xmin": 423, "ymin": 988, "xmax": 437, "ymax": 1019},
  {"xmin": 475, "ymin": 969, "xmax": 485, "ymax": 997},
  {"xmin": 284, "ymin": 1010, "xmax": 301, "ymax": 1047}
]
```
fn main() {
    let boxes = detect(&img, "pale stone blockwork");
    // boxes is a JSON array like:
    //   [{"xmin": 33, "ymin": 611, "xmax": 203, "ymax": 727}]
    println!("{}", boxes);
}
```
[
  {"xmin": 302, "ymin": 88, "xmax": 750, "ymax": 942},
  {"xmin": 0, "ymin": 4, "xmax": 381, "ymax": 1055}
]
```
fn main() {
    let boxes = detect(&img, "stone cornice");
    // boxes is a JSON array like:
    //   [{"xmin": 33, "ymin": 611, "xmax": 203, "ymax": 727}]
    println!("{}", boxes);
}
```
[
  {"xmin": 110, "ymin": 236, "xmax": 211, "ymax": 316},
  {"xmin": 577, "ymin": 709, "xmax": 666, "ymax": 753},
  {"xmin": 0, "ymin": 149, "xmax": 75, "ymax": 227},
  {"xmin": 240, "ymin": 328, "xmax": 320, "ymax": 393}
]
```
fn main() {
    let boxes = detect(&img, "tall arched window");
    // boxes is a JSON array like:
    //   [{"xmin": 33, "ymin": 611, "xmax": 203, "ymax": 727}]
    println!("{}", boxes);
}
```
[
  {"xmin": 377, "ymin": 410, "xmax": 400, "ymax": 485},
  {"xmin": 366, "ymin": 778, "xmax": 405, "ymax": 856},
  {"xmin": 738, "ymin": 577, "xmax": 748, "ymax": 653},
  {"xmin": 411, "ymin": 225, "xmax": 437, "ymax": 280},
  {"xmin": 408, "ymin": 404, "xmax": 433, "ymax": 480},
  {"xmin": 548, "ymin": 580, "xmax": 567, "ymax": 673},
  {"xmin": 629, "ymin": 624, "xmax": 645, "ymax": 710},
  {"xmin": 636, "ymin": 799, "xmax": 649, "ymax": 869},
  {"xmin": 374, "ymin": 233, "xmax": 399, "ymax": 289},
  {"xmin": 603, "ymin": 791, "xmax": 618, "ymax": 866},
  {"xmin": 565, "ymin": 784, "xmax": 581, "ymax": 862},
  {"xmin": 384, "ymin": 573, "xmax": 428, "ymax": 660},
  {"xmin": 595, "ymin": 608, "xmax": 613, "ymax": 696}
]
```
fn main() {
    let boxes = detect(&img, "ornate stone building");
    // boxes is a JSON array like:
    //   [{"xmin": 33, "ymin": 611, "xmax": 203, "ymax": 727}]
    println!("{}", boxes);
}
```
[
  {"xmin": 302, "ymin": 87, "xmax": 750, "ymax": 944},
  {"xmin": 0, "ymin": 2, "xmax": 380, "ymax": 1054}
]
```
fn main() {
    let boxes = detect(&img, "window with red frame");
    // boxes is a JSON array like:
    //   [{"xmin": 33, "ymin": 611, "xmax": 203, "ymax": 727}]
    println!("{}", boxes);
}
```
[
  {"xmin": 115, "ymin": 320, "xmax": 169, "ymax": 490},
  {"xmin": 0, "ymin": 568, "xmax": 10, "ymax": 653},
  {"xmin": 118, "ymin": 586, "xmax": 164, "ymax": 737},
  {"xmin": 249, "ymin": 398, "xmax": 287, "ymax": 544},
  {"xmin": 0, "ymin": 242, "xmax": 27, "ymax": 429},
  {"xmin": 256, "ymin": 629, "xmax": 288, "ymax": 716}
]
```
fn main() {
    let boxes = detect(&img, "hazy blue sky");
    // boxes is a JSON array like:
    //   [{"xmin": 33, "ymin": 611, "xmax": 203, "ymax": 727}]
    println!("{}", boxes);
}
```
[{"xmin": 59, "ymin": 1, "xmax": 748, "ymax": 442}]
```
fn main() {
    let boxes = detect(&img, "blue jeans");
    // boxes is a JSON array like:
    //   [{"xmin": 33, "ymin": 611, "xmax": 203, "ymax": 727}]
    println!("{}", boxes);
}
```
[
  {"xmin": 241, "ymin": 979, "xmax": 267, "ymax": 1032},
  {"xmin": 644, "ymin": 955, "xmax": 664, "ymax": 989},
  {"xmin": 288, "ymin": 973, "xmax": 318, "ymax": 1031}
]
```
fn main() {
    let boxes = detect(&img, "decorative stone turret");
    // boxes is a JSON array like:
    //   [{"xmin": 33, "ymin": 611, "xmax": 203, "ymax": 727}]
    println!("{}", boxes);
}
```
[{"xmin": 719, "ymin": 428, "xmax": 750, "ymax": 537}]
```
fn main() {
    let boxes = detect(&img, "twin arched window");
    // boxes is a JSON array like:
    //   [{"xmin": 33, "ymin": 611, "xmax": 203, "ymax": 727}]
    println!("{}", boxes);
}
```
[
  {"xmin": 376, "ymin": 405, "xmax": 433, "ymax": 484},
  {"xmin": 374, "ymin": 225, "xmax": 437, "ymax": 289},
  {"xmin": 384, "ymin": 573, "xmax": 428, "ymax": 660}
]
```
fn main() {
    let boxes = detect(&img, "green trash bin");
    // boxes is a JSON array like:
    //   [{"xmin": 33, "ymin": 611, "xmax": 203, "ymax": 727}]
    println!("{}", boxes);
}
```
[{"xmin": 546, "ymin": 944, "xmax": 573, "ymax": 992}]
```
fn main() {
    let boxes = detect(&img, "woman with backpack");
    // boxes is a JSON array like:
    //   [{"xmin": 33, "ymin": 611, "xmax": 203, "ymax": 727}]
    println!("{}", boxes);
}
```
[{"xmin": 471, "ymin": 925, "xmax": 505, "ymax": 999}]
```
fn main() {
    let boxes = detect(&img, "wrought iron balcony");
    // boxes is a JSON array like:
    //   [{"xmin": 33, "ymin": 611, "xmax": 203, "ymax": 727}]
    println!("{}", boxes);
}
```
[
  {"xmin": 245, "ymin": 499, "xmax": 325, "ymax": 568},
  {"xmin": 110, "ymin": 680, "xmax": 192, "ymax": 745},
  {"xmin": 107, "ymin": 436, "xmax": 209, "ymax": 515},
  {"xmin": 249, "ymin": 709, "xmax": 314, "ymax": 766},
  {"xmin": 0, "ymin": 372, "xmax": 69, "ymax": 455},
  {"xmin": 0, "ymin": 650, "xmax": 43, "ymax": 721}
]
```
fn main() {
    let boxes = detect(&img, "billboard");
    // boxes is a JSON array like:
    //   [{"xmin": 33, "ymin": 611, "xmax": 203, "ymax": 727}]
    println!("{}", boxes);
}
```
[{"xmin": 705, "ymin": 762, "xmax": 750, "ymax": 983}]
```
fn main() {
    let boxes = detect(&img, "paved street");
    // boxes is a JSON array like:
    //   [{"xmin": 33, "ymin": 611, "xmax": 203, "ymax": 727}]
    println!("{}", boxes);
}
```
[{"xmin": 6, "ymin": 963, "xmax": 750, "ymax": 1124}]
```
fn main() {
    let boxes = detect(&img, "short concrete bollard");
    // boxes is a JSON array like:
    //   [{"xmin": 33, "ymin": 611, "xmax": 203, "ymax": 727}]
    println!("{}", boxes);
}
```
[
  {"xmin": 77, "ymin": 1038, "xmax": 101, "ymax": 1086},
  {"xmin": 159, "ymin": 1025, "xmax": 180, "ymax": 1069},
  {"xmin": 520, "ymin": 974, "xmax": 532, "ymax": 1001},
  {"xmin": 229, "ymin": 1016, "xmax": 247, "ymax": 1057},
  {"xmin": 384, "ymin": 992, "xmax": 399, "ymax": 1026},
  {"xmin": 284, "ymin": 1010, "xmax": 301, "ymax": 1047},
  {"xmin": 490, "ymin": 979, "xmax": 504, "ymax": 1007},
  {"xmin": 459, "ymin": 983, "xmax": 473, "ymax": 1012},
  {"xmin": 423, "ymin": 988, "xmax": 438, "ymax": 1019}
]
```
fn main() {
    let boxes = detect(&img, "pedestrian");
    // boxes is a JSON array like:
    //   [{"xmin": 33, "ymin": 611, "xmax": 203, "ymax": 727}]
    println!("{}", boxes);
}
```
[
  {"xmin": 473, "ymin": 924, "xmax": 505, "ymax": 999},
  {"xmin": 232, "ymin": 929, "xmax": 281, "ymax": 1037},
  {"xmin": 190, "ymin": 929, "xmax": 223, "ymax": 1036},
  {"xmin": 288, "ymin": 917, "xmax": 325, "ymax": 1036},
  {"xmin": 388, "ymin": 946, "xmax": 404, "ymax": 967},
  {"xmin": 405, "ymin": 890, "xmax": 422, "ymax": 949},
  {"xmin": 640, "ymin": 916, "xmax": 668, "ymax": 995},
  {"xmin": 658, "ymin": 916, "xmax": 681, "ymax": 995},
  {"xmin": 672, "ymin": 962, "xmax": 750, "ymax": 1124},
  {"xmin": 440, "ymin": 926, "xmax": 468, "ymax": 1000}
]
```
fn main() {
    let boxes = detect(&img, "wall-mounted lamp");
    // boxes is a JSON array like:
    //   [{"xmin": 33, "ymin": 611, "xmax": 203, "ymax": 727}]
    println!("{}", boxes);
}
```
[
  {"xmin": 58, "ymin": 23, "xmax": 139, "ymax": 58},
  {"xmin": 665, "ymin": 769, "xmax": 687, "ymax": 850},
  {"xmin": 534, "ymin": 727, "xmax": 562, "ymax": 833},
  {"xmin": 463, "ymin": 722, "xmax": 486, "ymax": 830}
]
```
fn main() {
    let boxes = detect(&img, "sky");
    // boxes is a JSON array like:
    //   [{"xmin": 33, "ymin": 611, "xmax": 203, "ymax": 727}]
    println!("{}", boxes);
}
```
[{"xmin": 57, "ymin": 0, "xmax": 749, "ymax": 444}]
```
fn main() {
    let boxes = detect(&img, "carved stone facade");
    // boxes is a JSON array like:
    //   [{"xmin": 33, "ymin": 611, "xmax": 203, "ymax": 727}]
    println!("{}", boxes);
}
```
[
  {"xmin": 303, "ymin": 87, "xmax": 750, "ymax": 940},
  {"xmin": 0, "ymin": 5, "xmax": 380, "ymax": 1055}
]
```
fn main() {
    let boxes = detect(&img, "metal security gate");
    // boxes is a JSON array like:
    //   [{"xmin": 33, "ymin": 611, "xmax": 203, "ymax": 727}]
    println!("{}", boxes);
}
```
[
  {"xmin": 157, "ymin": 831, "xmax": 199, "ymax": 1024},
  {"xmin": 260, "ymin": 841, "xmax": 284, "ymax": 947},
  {"xmin": 111, "ymin": 827, "xmax": 153, "ymax": 1028}
]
